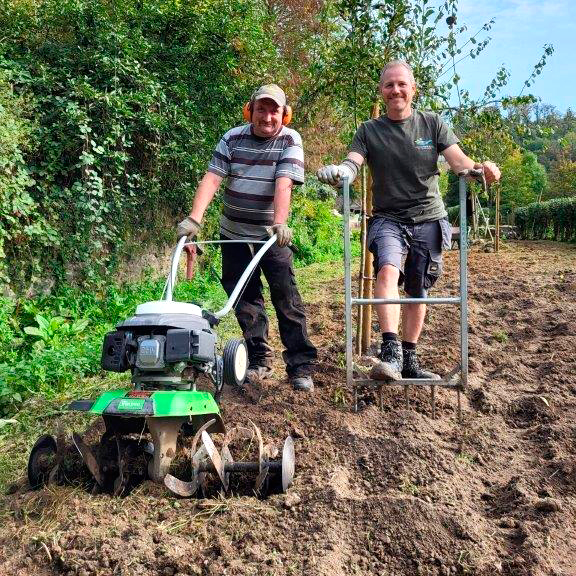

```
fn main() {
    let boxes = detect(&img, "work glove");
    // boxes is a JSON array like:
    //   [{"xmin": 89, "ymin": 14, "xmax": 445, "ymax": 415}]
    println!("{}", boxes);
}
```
[
  {"xmin": 316, "ymin": 163, "xmax": 354, "ymax": 186},
  {"xmin": 177, "ymin": 216, "xmax": 202, "ymax": 239},
  {"xmin": 269, "ymin": 223, "xmax": 293, "ymax": 248}
]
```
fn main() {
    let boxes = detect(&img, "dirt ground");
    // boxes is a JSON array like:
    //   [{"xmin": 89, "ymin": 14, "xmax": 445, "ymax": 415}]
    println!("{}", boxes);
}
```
[{"xmin": 1, "ymin": 240, "xmax": 575, "ymax": 576}]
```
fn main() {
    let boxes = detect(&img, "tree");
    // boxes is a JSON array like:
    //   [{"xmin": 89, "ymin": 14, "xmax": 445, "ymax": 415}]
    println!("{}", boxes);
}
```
[
  {"xmin": 548, "ymin": 157, "xmax": 576, "ymax": 199},
  {"xmin": 0, "ymin": 0, "xmax": 280, "ymax": 291}
]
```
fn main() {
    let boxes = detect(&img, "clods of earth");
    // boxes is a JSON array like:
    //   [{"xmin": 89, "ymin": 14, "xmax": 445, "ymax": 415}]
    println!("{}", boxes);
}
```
[{"xmin": 1, "ymin": 240, "xmax": 575, "ymax": 576}]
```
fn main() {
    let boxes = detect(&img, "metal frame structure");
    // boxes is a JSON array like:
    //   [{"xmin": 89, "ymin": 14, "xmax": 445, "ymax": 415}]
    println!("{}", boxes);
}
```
[{"xmin": 342, "ymin": 172, "xmax": 480, "ymax": 418}]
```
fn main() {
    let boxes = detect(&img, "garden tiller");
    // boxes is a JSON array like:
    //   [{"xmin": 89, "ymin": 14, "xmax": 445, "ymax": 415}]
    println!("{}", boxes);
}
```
[{"xmin": 27, "ymin": 235, "xmax": 295, "ymax": 497}]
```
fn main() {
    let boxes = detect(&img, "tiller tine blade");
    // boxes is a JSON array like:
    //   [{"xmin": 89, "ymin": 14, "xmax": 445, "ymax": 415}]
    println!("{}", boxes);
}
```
[
  {"xmin": 163, "ymin": 419, "xmax": 216, "ymax": 498},
  {"xmin": 72, "ymin": 432, "xmax": 104, "ymax": 487},
  {"xmin": 192, "ymin": 445, "xmax": 210, "ymax": 496},
  {"xmin": 191, "ymin": 419, "xmax": 217, "ymax": 455},
  {"xmin": 47, "ymin": 425, "xmax": 68, "ymax": 484},
  {"xmin": 113, "ymin": 434, "xmax": 129, "ymax": 497},
  {"xmin": 250, "ymin": 421, "xmax": 267, "ymax": 494},
  {"xmin": 164, "ymin": 473, "xmax": 200, "ymax": 498},
  {"xmin": 281, "ymin": 436, "xmax": 295, "ymax": 492},
  {"xmin": 201, "ymin": 431, "xmax": 227, "ymax": 491},
  {"xmin": 27, "ymin": 434, "xmax": 58, "ymax": 489},
  {"xmin": 221, "ymin": 444, "xmax": 234, "ymax": 493}
]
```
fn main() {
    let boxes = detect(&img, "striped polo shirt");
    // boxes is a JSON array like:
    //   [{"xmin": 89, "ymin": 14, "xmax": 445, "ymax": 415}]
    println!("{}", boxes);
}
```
[{"xmin": 207, "ymin": 124, "xmax": 305, "ymax": 240}]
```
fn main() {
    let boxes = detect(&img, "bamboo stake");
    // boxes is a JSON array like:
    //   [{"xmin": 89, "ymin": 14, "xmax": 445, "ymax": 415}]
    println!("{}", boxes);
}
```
[
  {"xmin": 355, "ymin": 165, "xmax": 367, "ymax": 354},
  {"xmin": 495, "ymin": 183, "xmax": 500, "ymax": 253},
  {"xmin": 360, "ymin": 101, "xmax": 379, "ymax": 354}
]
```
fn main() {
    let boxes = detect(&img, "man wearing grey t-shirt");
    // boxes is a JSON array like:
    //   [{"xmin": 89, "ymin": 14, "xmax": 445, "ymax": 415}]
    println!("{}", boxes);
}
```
[
  {"xmin": 318, "ymin": 60, "xmax": 500, "ymax": 381},
  {"xmin": 178, "ymin": 84, "xmax": 317, "ymax": 392}
]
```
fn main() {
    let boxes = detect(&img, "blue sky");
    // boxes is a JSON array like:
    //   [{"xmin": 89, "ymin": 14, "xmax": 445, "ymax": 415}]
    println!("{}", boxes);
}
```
[{"xmin": 447, "ymin": 0, "xmax": 574, "ymax": 113}]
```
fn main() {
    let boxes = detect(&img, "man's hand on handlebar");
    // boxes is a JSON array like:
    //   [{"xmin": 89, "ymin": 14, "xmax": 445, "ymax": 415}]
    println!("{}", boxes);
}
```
[
  {"xmin": 269, "ymin": 223, "xmax": 293, "ymax": 247},
  {"xmin": 177, "ymin": 216, "xmax": 202, "ymax": 240}
]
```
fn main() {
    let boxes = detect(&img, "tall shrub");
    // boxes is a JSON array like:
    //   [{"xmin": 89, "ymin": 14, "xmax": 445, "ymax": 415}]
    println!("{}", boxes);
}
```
[
  {"xmin": 0, "ymin": 0, "xmax": 279, "ymax": 291},
  {"xmin": 514, "ymin": 197, "xmax": 576, "ymax": 241}
]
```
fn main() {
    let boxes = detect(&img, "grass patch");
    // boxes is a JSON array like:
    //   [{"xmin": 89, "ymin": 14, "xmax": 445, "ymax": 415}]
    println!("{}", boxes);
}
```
[{"xmin": 0, "ymin": 254, "xmax": 356, "ymax": 494}]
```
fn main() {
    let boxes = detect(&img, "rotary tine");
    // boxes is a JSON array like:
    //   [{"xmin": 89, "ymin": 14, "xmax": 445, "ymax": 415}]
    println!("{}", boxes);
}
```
[
  {"xmin": 48, "ymin": 426, "xmax": 67, "ymax": 484},
  {"xmin": 251, "ymin": 422, "xmax": 268, "ymax": 494},
  {"xmin": 165, "ymin": 421, "xmax": 297, "ymax": 498},
  {"xmin": 72, "ymin": 432, "xmax": 104, "ymax": 488},
  {"xmin": 27, "ymin": 434, "xmax": 58, "ymax": 489},
  {"xmin": 164, "ymin": 418, "xmax": 216, "ymax": 497},
  {"xmin": 113, "ymin": 434, "xmax": 129, "ymax": 497},
  {"xmin": 201, "ymin": 431, "xmax": 227, "ymax": 491},
  {"xmin": 221, "ymin": 424, "xmax": 295, "ymax": 496}
]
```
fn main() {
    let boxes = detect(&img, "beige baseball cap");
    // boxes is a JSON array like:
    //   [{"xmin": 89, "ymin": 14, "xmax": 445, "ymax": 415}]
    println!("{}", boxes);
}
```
[{"xmin": 252, "ymin": 84, "xmax": 286, "ymax": 107}]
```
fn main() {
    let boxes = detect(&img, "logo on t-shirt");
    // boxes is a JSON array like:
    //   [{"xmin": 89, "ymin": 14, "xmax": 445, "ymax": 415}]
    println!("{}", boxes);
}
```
[{"xmin": 414, "ymin": 138, "xmax": 434, "ymax": 151}]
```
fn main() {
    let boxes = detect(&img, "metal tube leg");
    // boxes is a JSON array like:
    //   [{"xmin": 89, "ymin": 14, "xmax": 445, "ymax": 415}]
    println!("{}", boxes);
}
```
[{"xmin": 457, "ymin": 389, "xmax": 462, "ymax": 422}]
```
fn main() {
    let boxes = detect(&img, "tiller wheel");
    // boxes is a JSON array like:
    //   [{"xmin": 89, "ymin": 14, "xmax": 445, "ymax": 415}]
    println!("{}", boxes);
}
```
[{"xmin": 164, "ymin": 419, "xmax": 295, "ymax": 498}]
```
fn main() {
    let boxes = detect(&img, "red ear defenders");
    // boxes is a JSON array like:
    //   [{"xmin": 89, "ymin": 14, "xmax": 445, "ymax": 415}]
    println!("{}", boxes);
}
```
[{"xmin": 242, "ymin": 101, "xmax": 293, "ymax": 125}]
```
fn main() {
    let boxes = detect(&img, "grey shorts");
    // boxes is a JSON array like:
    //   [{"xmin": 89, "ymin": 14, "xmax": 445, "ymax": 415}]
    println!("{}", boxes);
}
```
[{"xmin": 367, "ymin": 216, "xmax": 452, "ymax": 297}]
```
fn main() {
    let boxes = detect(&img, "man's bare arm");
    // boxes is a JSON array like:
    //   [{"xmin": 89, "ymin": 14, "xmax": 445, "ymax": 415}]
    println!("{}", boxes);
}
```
[
  {"xmin": 189, "ymin": 172, "xmax": 224, "ymax": 222},
  {"xmin": 273, "ymin": 177, "xmax": 293, "ymax": 225},
  {"xmin": 442, "ymin": 144, "xmax": 501, "ymax": 185},
  {"xmin": 346, "ymin": 152, "xmax": 365, "ymax": 167}
]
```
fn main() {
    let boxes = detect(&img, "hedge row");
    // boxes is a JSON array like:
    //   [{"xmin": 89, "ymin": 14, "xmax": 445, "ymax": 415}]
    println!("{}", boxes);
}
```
[{"xmin": 514, "ymin": 197, "xmax": 576, "ymax": 241}]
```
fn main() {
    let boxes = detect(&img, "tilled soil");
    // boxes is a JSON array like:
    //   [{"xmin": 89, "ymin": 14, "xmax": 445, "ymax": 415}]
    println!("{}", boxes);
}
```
[{"xmin": 1, "ymin": 240, "xmax": 575, "ymax": 576}]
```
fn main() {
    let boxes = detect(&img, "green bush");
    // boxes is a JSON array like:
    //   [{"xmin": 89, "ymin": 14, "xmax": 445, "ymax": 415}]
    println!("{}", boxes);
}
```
[
  {"xmin": 0, "ymin": 0, "xmax": 278, "ymax": 291},
  {"xmin": 514, "ymin": 197, "xmax": 576, "ymax": 241},
  {"xmin": 290, "ymin": 179, "xmax": 360, "ymax": 265}
]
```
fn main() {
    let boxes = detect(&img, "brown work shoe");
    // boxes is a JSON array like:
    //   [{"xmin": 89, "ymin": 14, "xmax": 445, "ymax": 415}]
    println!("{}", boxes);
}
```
[{"xmin": 245, "ymin": 365, "xmax": 273, "ymax": 383}]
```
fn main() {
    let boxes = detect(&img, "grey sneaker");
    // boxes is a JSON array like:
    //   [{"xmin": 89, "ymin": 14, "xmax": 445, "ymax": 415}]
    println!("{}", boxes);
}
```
[
  {"xmin": 401, "ymin": 349, "xmax": 440, "ymax": 379},
  {"xmin": 291, "ymin": 375, "xmax": 314, "ymax": 392},
  {"xmin": 370, "ymin": 340, "xmax": 403, "ymax": 381}
]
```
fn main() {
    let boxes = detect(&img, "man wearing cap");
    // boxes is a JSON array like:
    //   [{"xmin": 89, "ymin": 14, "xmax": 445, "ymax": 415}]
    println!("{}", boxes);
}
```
[
  {"xmin": 177, "ymin": 84, "xmax": 317, "ymax": 392},
  {"xmin": 317, "ymin": 60, "xmax": 501, "ymax": 382}
]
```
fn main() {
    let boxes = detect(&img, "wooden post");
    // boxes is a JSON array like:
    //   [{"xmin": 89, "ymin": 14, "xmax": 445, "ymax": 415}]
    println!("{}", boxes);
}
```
[
  {"xmin": 355, "ymin": 165, "xmax": 367, "ymax": 354},
  {"xmin": 359, "ymin": 101, "xmax": 380, "ymax": 354},
  {"xmin": 495, "ymin": 184, "xmax": 500, "ymax": 253}
]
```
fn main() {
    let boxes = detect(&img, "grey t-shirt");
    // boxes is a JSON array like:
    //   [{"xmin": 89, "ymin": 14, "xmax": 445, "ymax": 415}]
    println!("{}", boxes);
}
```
[
  {"xmin": 208, "ymin": 124, "xmax": 305, "ymax": 240},
  {"xmin": 349, "ymin": 110, "xmax": 459, "ymax": 223}
]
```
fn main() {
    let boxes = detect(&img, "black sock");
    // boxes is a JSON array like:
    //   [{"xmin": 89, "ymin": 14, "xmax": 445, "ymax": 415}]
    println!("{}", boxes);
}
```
[
  {"xmin": 402, "ymin": 341, "xmax": 416, "ymax": 351},
  {"xmin": 382, "ymin": 332, "xmax": 398, "ymax": 342}
]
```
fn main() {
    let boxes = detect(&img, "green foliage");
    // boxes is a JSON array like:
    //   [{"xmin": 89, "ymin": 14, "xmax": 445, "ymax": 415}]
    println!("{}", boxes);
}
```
[
  {"xmin": 0, "ymin": 71, "xmax": 58, "ymax": 285},
  {"xmin": 0, "ymin": 298, "xmax": 19, "ymax": 364},
  {"xmin": 290, "ymin": 179, "xmax": 360, "ymax": 265},
  {"xmin": 493, "ymin": 330, "xmax": 508, "ymax": 344},
  {"xmin": 446, "ymin": 204, "xmax": 459, "ymax": 225},
  {"xmin": 514, "ymin": 197, "xmax": 576, "ymax": 241},
  {"xmin": 0, "ymin": 0, "xmax": 278, "ymax": 291},
  {"xmin": 547, "ymin": 133, "xmax": 576, "ymax": 198},
  {"xmin": 498, "ymin": 150, "xmax": 545, "ymax": 218}
]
